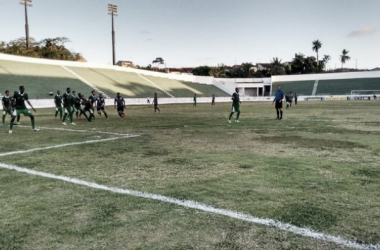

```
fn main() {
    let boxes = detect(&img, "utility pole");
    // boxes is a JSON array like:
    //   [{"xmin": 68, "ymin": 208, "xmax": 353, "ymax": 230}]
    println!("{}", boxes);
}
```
[
  {"xmin": 108, "ymin": 4, "xmax": 118, "ymax": 65},
  {"xmin": 20, "ymin": 0, "xmax": 32, "ymax": 49}
]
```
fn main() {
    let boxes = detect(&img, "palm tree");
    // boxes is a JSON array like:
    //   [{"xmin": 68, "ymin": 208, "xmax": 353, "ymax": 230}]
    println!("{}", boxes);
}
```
[
  {"xmin": 340, "ymin": 49, "xmax": 350, "ymax": 70},
  {"xmin": 322, "ymin": 55, "xmax": 331, "ymax": 71},
  {"xmin": 270, "ymin": 57, "xmax": 284, "ymax": 75},
  {"xmin": 312, "ymin": 40, "xmax": 322, "ymax": 66}
]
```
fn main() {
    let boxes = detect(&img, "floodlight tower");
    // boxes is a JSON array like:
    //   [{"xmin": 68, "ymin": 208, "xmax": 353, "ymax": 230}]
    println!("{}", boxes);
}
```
[
  {"xmin": 20, "ymin": 0, "xmax": 32, "ymax": 49},
  {"xmin": 108, "ymin": 4, "xmax": 118, "ymax": 65}
]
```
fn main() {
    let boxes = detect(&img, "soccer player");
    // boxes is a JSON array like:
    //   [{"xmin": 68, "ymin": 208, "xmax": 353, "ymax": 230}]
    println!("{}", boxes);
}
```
[
  {"xmin": 273, "ymin": 85, "xmax": 284, "ymax": 120},
  {"xmin": 294, "ymin": 92, "xmax": 298, "ymax": 105},
  {"xmin": 228, "ymin": 88, "xmax": 241, "ymax": 123},
  {"xmin": 62, "ymin": 87, "xmax": 75, "ymax": 125},
  {"xmin": 54, "ymin": 90, "xmax": 63, "ymax": 121},
  {"xmin": 88, "ymin": 90, "xmax": 97, "ymax": 119},
  {"xmin": 9, "ymin": 86, "xmax": 39, "ymax": 134},
  {"xmin": 211, "ymin": 94, "xmax": 215, "ymax": 106},
  {"xmin": 193, "ymin": 94, "xmax": 197, "ymax": 107},
  {"xmin": 114, "ymin": 92, "xmax": 126, "ymax": 119},
  {"xmin": 12, "ymin": 91, "xmax": 21, "ymax": 125},
  {"xmin": 153, "ymin": 93, "xmax": 161, "ymax": 113},
  {"xmin": 285, "ymin": 92, "xmax": 291, "ymax": 109},
  {"xmin": 2, "ymin": 90, "xmax": 12, "ymax": 125},
  {"xmin": 72, "ymin": 91, "xmax": 82, "ymax": 119},
  {"xmin": 80, "ymin": 94, "xmax": 94, "ymax": 121},
  {"xmin": 96, "ymin": 93, "xmax": 108, "ymax": 119}
]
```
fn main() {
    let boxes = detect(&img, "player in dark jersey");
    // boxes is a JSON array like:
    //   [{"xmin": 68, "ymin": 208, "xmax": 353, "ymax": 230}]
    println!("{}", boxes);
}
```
[
  {"xmin": 2, "ymin": 90, "xmax": 12, "ymax": 125},
  {"xmin": 273, "ymin": 85, "xmax": 284, "ymax": 120},
  {"xmin": 54, "ymin": 90, "xmax": 63, "ymax": 121},
  {"xmin": 114, "ymin": 92, "xmax": 126, "ymax": 120},
  {"xmin": 72, "ymin": 91, "xmax": 82, "ymax": 119},
  {"xmin": 80, "ymin": 94, "xmax": 94, "ymax": 121},
  {"xmin": 9, "ymin": 86, "xmax": 39, "ymax": 134},
  {"xmin": 211, "ymin": 94, "xmax": 215, "ymax": 106},
  {"xmin": 153, "ymin": 93, "xmax": 161, "ymax": 113},
  {"xmin": 96, "ymin": 93, "xmax": 108, "ymax": 119},
  {"xmin": 228, "ymin": 88, "xmax": 241, "ymax": 123}
]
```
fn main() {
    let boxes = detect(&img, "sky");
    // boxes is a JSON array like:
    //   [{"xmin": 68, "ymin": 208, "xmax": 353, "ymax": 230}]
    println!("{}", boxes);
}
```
[{"xmin": 0, "ymin": 0, "xmax": 379, "ymax": 69}]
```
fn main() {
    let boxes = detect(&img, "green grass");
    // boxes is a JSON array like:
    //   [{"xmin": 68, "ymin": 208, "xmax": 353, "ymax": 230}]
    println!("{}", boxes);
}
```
[{"xmin": 1, "ymin": 101, "xmax": 380, "ymax": 249}]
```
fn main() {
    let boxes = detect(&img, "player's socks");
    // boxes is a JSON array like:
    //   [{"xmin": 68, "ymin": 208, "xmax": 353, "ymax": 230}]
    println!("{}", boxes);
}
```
[
  {"xmin": 69, "ymin": 113, "xmax": 74, "ymax": 123},
  {"xmin": 62, "ymin": 113, "xmax": 67, "ymax": 122},
  {"xmin": 54, "ymin": 111, "xmax": 58, "ymax": 118},
  {"xmin": 104, "ymin": 112, "xmax": 108, "ymax": 119},
  {"xmin": 10, "ymin": 119, "xmax": 14, "ymax": 130},
  {"xmin": 236, "ymin": 112, "xmax": 240, "ymax": 121},
  {"xmin": 229, "ymin": 112, "xmax": 234, "ymax": 121},
  {"xmin": 276, "ymin": 111, "xmax": 279, "ymax": 119},
  {"xmin": 280, "ymin": 111, "xmax": 283, "ymax": 120},
  {"xmin": 2, "ymin": 115, "xmax": 5, "ymax": 124},
  {"xmin": 31, "ymin": 117, "xmax": 35, "ymax": 129},
  {"xmin": 17, "ymin": 115, "xmax": 20, "ymax": 123}
]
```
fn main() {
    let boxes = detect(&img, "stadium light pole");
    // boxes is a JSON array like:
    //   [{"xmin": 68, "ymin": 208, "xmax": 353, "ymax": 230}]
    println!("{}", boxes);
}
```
[
  {"xmin": 108, "ymin": 4, "xmax": 118, "ymax": 65},
  {"xmin": 20, "ymin": 0, "xmax": 32, "ymax": 49}
]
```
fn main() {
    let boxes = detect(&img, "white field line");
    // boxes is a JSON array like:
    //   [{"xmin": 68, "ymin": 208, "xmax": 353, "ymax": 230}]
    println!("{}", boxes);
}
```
[
  {"xmin": 0, "ymin": 137, "xmax": 134, "ymax": 158},
  {"xmin": 0, "ymin": 163, "xmax": 378, "ymax": 250},
  {"xmin": 136, "ymin": 73, "xmax": 175, "ymax": 98},
  {"xmin": 18, "ymin": 125, "xmax": 137, "ymax": 137}
]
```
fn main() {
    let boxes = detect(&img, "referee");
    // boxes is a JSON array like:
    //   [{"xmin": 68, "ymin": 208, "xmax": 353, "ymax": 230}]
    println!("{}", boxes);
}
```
[{"xmin": 273, "ymin": 85, "xmax": 284, "ymax": 120}]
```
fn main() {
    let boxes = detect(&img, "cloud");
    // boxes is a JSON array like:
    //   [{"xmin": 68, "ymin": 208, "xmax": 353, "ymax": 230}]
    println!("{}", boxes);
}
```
[
  {"xmin": 146, "ymin": 38, "xmax": 153, "ymax": 42},
  {"xmin": 140, "ymin": 30, "xmax": 150, "ymax": 35},
  {"xmin": 348, "ymin": 27, "xmax": 376, "ymax": 38}
]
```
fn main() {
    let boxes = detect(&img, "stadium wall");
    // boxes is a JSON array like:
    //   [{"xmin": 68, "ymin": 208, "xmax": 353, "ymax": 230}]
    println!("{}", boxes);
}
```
[{"xmin": 272, "ymin": 71, "xmax": 380, "ymax": 82}]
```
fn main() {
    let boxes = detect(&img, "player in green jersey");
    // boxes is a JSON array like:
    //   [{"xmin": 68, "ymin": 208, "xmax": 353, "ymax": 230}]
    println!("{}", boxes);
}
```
[
  {"xmin": 193, "ymin": 94, "xmax": 197, "ymax": 107},
  {"xmin": 62, "ymin": 88, "xmax": 75, "ymax": 125},
  {"xmin": 9, "ymin": 86, "xmax": 39, "ymax": 134},
  {"xmin": 54, "ymin": 90, "xmax": 63, "ymax": 121},
  {"xmin": 2, "ymin": 90, "xmax": 12, "ymax": 125},
  {"xmin": 88, "ymin": 90, "xmax": 97, "ymax": 120},
  {"xmin": 228, "ymin": 88, "xmax": 241, "ymax": 123}
]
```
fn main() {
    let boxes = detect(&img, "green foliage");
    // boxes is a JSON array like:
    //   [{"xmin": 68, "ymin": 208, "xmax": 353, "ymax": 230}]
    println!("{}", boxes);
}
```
[
  {"xmin": 0, "ymin": 37, "xmax": 83, "ymax": 61},
  {"xmin": 192, "ymin": 65, "xmax": 211, "ymax": 76}
]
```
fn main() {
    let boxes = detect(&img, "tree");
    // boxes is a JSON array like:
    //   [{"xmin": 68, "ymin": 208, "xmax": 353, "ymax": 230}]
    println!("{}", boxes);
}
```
[
  {"xmin": 152, "ymin": 57, "xmax": 164, "ymax": 70},
  {"xmin": 0, "ymin": 37, "xmax": 83, "ymax": 61},
  {"xmin": 340, "ymin": 49, "xmax": 350, "ymax": 70},
  {"xmin": 321, "ymin": 55, "xmax": 331, "ymax": 71},
  {"xmin": 312, "ymin": 40, "xmax": 322, "ymax": 66},
  {"xmin": 270, "ymin": 57, "xmax": 285, "ymax": 75},
  {"xmin": 192, "ymin": 66, "xmax": 211, "ymax": 76},
  {"xmin": 209, "ymin": 64, "xmax": 227, "ymax": 78},
  {"xmin": 291, "ymin": 53, "xmax": 306, "ymax": 74}
]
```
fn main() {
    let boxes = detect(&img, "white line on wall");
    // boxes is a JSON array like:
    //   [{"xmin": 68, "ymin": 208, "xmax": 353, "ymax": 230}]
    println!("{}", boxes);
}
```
[
  {"xmin": 136, "ymin": 73, "xmax": 175, "ymax": 98},
  {"xmin": 312, "ymin": 80, "xmax": 319, "ymax": 96},
  {"xmin": 0, "ymin": 162, "xmax": 378, "ymax": 250},
  {"xmin": 61, "ymin": 65, "xmax": 110, "ymax": 98}
]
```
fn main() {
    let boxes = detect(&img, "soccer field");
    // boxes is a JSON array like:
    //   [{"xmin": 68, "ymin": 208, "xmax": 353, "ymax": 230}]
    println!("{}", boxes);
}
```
[{"xmin": 1, "ymin": 101, "xmax": 380, "ymax": 250}]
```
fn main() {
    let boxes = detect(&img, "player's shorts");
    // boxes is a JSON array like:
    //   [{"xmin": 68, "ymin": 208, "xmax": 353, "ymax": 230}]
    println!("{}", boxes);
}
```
[
  {"xmin": 3, "ymin": 107, "xmax": 12, "ymax": 115},
  {"xmin": 275, "ymin": 100, "xmax": 283, "ymax": 109},
  {"xmin": 117, "ymin": 106, "xmax": 124, "ymax": 112},
  {"xmin": 13, "ymin": 108, "xmax": 31, "ymax": 116},
  {"xmin": 84, "ymin": 107, "xmax": 94, "ymax": 114},
  {"xmin": 55, "ymin": 106, "xmax": 63, "ymax": 112},
  {"xmin": 97, "ymin": 107, "xmax": 105, "ymax": 111},
  {"xmin": 231, "ymin": 104, "xmax": 240, "ymax": 113},
  {"xmin": 64, "ymin": 106, "xmax": 74, "ymax": 113},
  {"xmin": 74, "ymin": 105, "xmax": 81, "ymax": 111}
]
